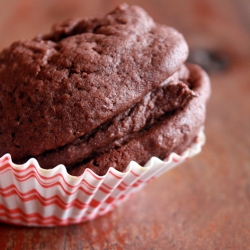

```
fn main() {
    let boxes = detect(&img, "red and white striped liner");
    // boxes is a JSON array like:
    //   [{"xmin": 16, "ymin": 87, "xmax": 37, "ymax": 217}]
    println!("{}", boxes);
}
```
[{"xmin": 0, "ymin": 128, "xmax": 205, "ymax": 226}]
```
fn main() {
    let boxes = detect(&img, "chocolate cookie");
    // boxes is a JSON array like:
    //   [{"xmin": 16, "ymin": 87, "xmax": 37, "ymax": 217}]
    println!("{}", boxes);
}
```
[
  {"xmin": 0, "ymin": 4, "xmax": 188, "ymax": 160},
  {"xmin": 0, "ymin": 4, "xmax": 210, "ymax": 176}
]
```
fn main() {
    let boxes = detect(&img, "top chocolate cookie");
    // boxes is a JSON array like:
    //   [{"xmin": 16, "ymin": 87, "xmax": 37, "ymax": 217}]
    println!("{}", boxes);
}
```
[{"xmin": 0, "ymin": 4, "xmax": 188, "ymax": 161}]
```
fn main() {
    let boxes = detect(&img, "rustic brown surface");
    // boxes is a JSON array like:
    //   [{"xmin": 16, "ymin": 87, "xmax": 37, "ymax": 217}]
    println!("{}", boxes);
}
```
[{"xmin": 0, "ymin": 0, "xmax": 250, "ymax": 249}]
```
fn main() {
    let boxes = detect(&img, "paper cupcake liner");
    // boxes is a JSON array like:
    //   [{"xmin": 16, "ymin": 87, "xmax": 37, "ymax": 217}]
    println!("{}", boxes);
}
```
[{"xmin": 0, "ymin": 128, "xmax": 205, "ymax": 226}]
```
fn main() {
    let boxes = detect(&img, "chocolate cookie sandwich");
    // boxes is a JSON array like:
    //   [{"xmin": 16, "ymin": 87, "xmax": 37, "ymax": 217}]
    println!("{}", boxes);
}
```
[
  {"xmin": 0, "ymin": 4, "xmax": 210, "ymax": 226},
  {"xmin": 0, "ymin": 4, "xmax": 210, "ymax": 176}
]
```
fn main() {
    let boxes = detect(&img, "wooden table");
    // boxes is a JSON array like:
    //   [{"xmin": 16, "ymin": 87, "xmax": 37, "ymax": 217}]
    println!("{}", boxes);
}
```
[{"xmin": 0, "ymin": 0, "xmax": 250, "ymax": 249}]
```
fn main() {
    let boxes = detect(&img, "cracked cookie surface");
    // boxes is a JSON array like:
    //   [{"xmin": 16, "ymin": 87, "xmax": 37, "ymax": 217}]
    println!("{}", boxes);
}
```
[{"xmin": 0, "ymin": 4, "xmax": 188, "ymax": 161}]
